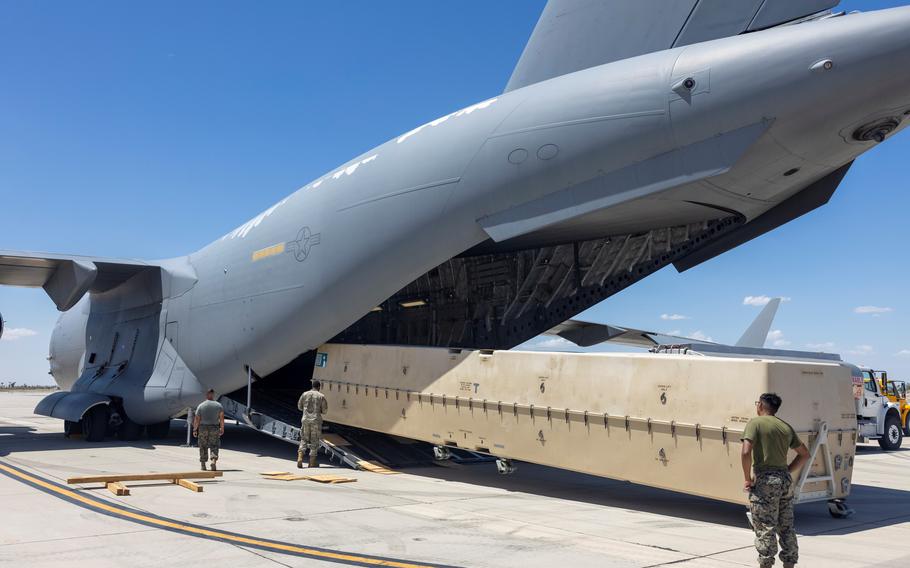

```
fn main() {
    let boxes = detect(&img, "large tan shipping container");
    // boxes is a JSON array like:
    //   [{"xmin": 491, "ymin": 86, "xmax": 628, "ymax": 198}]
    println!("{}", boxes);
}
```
[{"xmin": 314, "ymin": 344, "xmax": 857, "ymax": 506}]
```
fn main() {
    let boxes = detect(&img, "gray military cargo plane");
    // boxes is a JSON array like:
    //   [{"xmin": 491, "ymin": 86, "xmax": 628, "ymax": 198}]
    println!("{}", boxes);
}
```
[{"xmin": 2, "ymin": 0, "xmax": 909, "ymax": 441}]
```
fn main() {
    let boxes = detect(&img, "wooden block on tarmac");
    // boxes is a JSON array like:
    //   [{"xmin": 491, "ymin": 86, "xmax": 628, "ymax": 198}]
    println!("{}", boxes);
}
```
[
  {"xmin": 264, "ymin": 474, "xmax": 310, "ymax": 481},
  {"xmin": 67, "ymin": 471, "xmax": 222, "ymax": 484},
  {"xmin": 307, "ymin": 474, "xmax": 356, "ymax": 484},
  {"xmin": 356, "ymin": 461, "xmax": 399, "ymax": 475},
  {"xmin": 175, "ymin": 479, "xmax": 203, "ymax": 492},
  {"xmin": 106, "ymin": 482, "xmax": 130, "ymax": 496}
]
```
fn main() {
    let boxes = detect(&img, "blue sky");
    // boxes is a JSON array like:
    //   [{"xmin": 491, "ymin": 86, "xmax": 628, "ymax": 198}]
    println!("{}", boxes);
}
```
[{"xmin": 1, "ymin": 1, "xmax": 908, "ymax": 385}]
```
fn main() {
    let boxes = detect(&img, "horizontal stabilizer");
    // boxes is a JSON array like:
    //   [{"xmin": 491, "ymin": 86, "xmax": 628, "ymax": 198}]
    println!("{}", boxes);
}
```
[
  {"xmin": 478, "ymin": 121, "xmax": 768, "ymax": 243},
  {"xmin": 507, "ymin": 0, "xmax": 840, "ymax": 92},
  {"xmin": 673, "ymin": 162, "xmax": 852, "ymax": 272},
  {"xmin": 0, "ymin": 250, "xmax": 152, "ymax": 310},
  {"xmin": 735, "ymin": 297, "xmax": 782, "ymax": 348}
]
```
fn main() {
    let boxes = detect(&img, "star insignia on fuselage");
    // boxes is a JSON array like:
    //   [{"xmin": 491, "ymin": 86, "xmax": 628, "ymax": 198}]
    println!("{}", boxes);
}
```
[{"xmin": 286, "ymin": 227, "xmax": 321, "ymax": 262}]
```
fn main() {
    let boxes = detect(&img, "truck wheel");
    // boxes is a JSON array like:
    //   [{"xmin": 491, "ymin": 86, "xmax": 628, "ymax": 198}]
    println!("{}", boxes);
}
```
[
  {"xmin": 82, "ymin": 406, "xmax": 109, "ymax": 442},
  {"xmin": 904, "ymin": 414, "xmax": 910, "ymax": 436},
  {"xmin": 878, "ymin": 414, "xmax": 903, "ymax": 451}
]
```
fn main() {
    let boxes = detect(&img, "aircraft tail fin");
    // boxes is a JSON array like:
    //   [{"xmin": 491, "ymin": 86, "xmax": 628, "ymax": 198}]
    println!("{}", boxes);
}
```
[
  {"xmin": 506, "ymin": 0, "xmax": 840, "ymax": 93},
  {"xmin": 735, "ymin": 298, "xmax": 782, "ymax": 348}
]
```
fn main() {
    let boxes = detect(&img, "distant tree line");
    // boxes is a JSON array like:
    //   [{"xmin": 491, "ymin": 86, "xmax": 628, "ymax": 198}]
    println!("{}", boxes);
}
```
[{"xmin": 0, "ymin": 382, "xmax": 57, "ymax": 390}]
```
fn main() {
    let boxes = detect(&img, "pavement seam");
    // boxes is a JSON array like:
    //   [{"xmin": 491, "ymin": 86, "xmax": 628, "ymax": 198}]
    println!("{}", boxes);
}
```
[
  {"xmin": 429, "ymin": 499, "xmax": 733, "ymax": 562},
  {"xmin": 0, "ymin": 528, "xmax": 157, "ymax": 548},
  {"xmin": 639, "ymin": 545, "xmax": 755, "ymax": 567}
]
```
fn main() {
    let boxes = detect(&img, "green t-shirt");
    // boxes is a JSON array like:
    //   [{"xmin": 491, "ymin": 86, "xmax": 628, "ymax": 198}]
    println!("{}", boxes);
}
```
[
  {"xmin": 742, "ymin": 415, "xmax": 802, "ymax": 471},
  {"xmin": 196, "ymin": 400, "xmax": 223, "ymax": 426}
]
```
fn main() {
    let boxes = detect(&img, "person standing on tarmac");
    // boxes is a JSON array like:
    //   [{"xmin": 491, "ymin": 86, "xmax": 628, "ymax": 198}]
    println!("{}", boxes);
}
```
[
  {"xmin": 297, "ymin": 380, "xmax": 328, "ymax": 468},
  {"xmin": 741, "ymin": 393, "xmax": 810, "ymax": 568},
  {"xmin": 193, "ymin": 389, "xmax": 224, "ymax": 471}
]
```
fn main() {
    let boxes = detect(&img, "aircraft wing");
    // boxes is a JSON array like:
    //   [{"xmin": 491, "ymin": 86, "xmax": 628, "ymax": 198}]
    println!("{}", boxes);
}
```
[
  {"xmin": 547, "ymin": 319, "xmax": 719, "ymax": 349},
  {"xmin": 0, "ymin": 250, "xmax": 153, "ymax": 311},
  {"xmin": 547, "ymin": 296, "xmax": 785, "ymax": 350},
  {"xmin": 506, "ymin": 0, "xmax": 841, "ymax": 92}
]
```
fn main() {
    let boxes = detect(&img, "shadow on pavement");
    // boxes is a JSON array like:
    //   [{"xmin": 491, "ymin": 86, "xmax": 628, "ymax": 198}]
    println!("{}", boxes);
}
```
[
  {"xmin": 6, "ymin": 419, "xmax": 910, "ymax": 535},
  {"xmin": 404, "ymin": 458, "xmax": 910, "ymax": 535}
]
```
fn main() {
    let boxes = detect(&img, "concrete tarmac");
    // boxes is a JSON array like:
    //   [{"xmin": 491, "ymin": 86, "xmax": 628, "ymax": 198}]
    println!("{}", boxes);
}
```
[{"xmin": 1, "ymin": 390, "xmax": 909, "ymax": 568}]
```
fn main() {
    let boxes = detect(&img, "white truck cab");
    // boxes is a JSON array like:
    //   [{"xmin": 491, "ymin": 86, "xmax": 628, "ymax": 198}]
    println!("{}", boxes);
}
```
[{"xmin": 856, "ymin": 367, "xmax": 903, "ymax": 450}]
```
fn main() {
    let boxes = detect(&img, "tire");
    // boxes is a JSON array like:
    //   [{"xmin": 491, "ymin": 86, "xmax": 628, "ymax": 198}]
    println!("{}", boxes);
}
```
[
  {"xmin": 904, "ymin": 414, "xmax": 910, "ymax": 437},
  {"xmin": 63, "ymin": 420, "xmax": 82, "ymax": 438},
  {"xmin": 82, "ymin": 406, "xmax": 109, "ymax": 442},
  {"xmin": 117, "ymin": 415, "xmax": 144, "ymax": 441},
  {"xmin": 878, "ymin": 413, "xmax": 903, "ymax": 451},
  {"xmin": 146, "ymin": 420, "xmax": 171, "ymax": 440}
]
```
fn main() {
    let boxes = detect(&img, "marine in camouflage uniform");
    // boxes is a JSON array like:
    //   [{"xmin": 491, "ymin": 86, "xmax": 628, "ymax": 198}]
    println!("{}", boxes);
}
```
[
  {"xmin": 193, "ymin": 389, "xmax": 224, "ymax": 471},
  {"xmin": 742, "ymin": 393, "xmax": 809, "ymax": 568},
  {"xmin": 197, "ymin": 424, "xmax": 221, "ymax": 464},
  {"xmin": 750, "ymin": 470, "xmax": 798, "ymax": 567},
  {"xmin": 297, "ymin": 380, "xmax": 328, "ymax": 468}
]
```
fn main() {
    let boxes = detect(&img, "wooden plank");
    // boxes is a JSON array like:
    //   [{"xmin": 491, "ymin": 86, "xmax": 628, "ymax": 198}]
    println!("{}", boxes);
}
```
[
  {"xmin": 357, "ymin": 461, "xmax": 399, "ymax": 475},
  {"xmin": 260, "ymin": 471, "xmax": 290, "ymax": 477},
  {"xmin": 175, "ymin": 479, "xmax": 203, "ymax": 492},
  {"xmin": 264, "ymin": 474, "xmax": 310, "ymax": 481},
  {"xmin": 307, "ymin": 474, "xmax": 356, "ymax": 484},
  {"xmin": 67, "ymin": 471, "xmax": 222, "ymax": 484},
  {"xmin": 106, "ymin": 482, "xmax": 130, "ymax": 496}
]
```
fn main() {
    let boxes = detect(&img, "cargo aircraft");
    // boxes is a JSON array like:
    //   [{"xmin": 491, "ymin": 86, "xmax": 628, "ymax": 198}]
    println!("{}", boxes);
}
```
[{"xmin": 2, "ymin": 0, "xmax": 909, "ymax": 441}]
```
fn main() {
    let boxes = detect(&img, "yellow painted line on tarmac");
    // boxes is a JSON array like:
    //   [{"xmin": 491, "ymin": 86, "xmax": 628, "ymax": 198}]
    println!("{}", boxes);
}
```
[{"xmin": 0, "ymin": 460, "xmax": 452, "ymax": 568}]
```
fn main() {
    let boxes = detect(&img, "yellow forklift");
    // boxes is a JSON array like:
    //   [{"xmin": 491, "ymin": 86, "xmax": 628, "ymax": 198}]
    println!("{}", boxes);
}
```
[{"xmin": 873, "ymin": 370, "xmax": 910, "ymax": 435}]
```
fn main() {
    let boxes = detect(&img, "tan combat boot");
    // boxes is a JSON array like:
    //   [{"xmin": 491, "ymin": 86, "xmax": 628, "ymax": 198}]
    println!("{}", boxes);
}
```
[
  {"xmin": 297, "ymin": 451, "xmax": 304, "ymax": 469},
  {"xmin": 309, "ymin": 453, "xmax": 318, "ymax": 468}
]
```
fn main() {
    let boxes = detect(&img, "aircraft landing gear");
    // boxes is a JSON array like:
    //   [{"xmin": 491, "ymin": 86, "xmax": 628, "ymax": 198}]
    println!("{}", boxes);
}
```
[
  {"xmin": 63, "ymin": 420, "xmax": 82, "ymax": 438},
  {"xmin": 496, "ymin": 458, "xmax": 517, "ymax": 475},
  {"xmin": 146, "ymin": 420, "xmax": 171, "ymax": 440},
  {"xmin": 828, "ymin": 499, "xmax": 854, "ymax": 519},
  {"xmin": 81, "ymin": 405, "xmax": 109, "ymax": 442},
  {"xmin": 116, "ymin": 415, "xmax": 144, "ymax": 441}
]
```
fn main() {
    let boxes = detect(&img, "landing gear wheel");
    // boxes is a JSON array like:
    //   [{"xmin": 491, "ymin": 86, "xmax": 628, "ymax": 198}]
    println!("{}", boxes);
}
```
[
  {"xmin": 146, "ymin": 420, "xmax": 171, "ymax": 440},
  {"xmin": 82, "ymin": 406, "xmax": 109, "ymax": 442},
  {"xmin": 117, "ymin": 415, "xmax": 144, "ymax": 441},
  {"xmin": 878, "ymin": 414, "xmax": 903, "ymax": 451},
  {"xmin": 827, "ymin": 499, "xmax": 854, "ymax": 519},
  {"xmin": 63, "ymin": 420, "xmax": 82, "ymax": 438}
]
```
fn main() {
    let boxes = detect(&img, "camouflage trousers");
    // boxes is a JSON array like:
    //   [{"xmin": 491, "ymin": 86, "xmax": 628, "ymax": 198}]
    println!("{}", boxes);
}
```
[
  {"xmin": 299, "ymin": 419, "xmax": 322, "ymax": 454},
  {"xmin": 750, "ymin": 469, "xmax": 797, "ymax": 567},
  {"xmin": 197, "ymin": 424, "xmax": 220, "ymax": 462}
]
